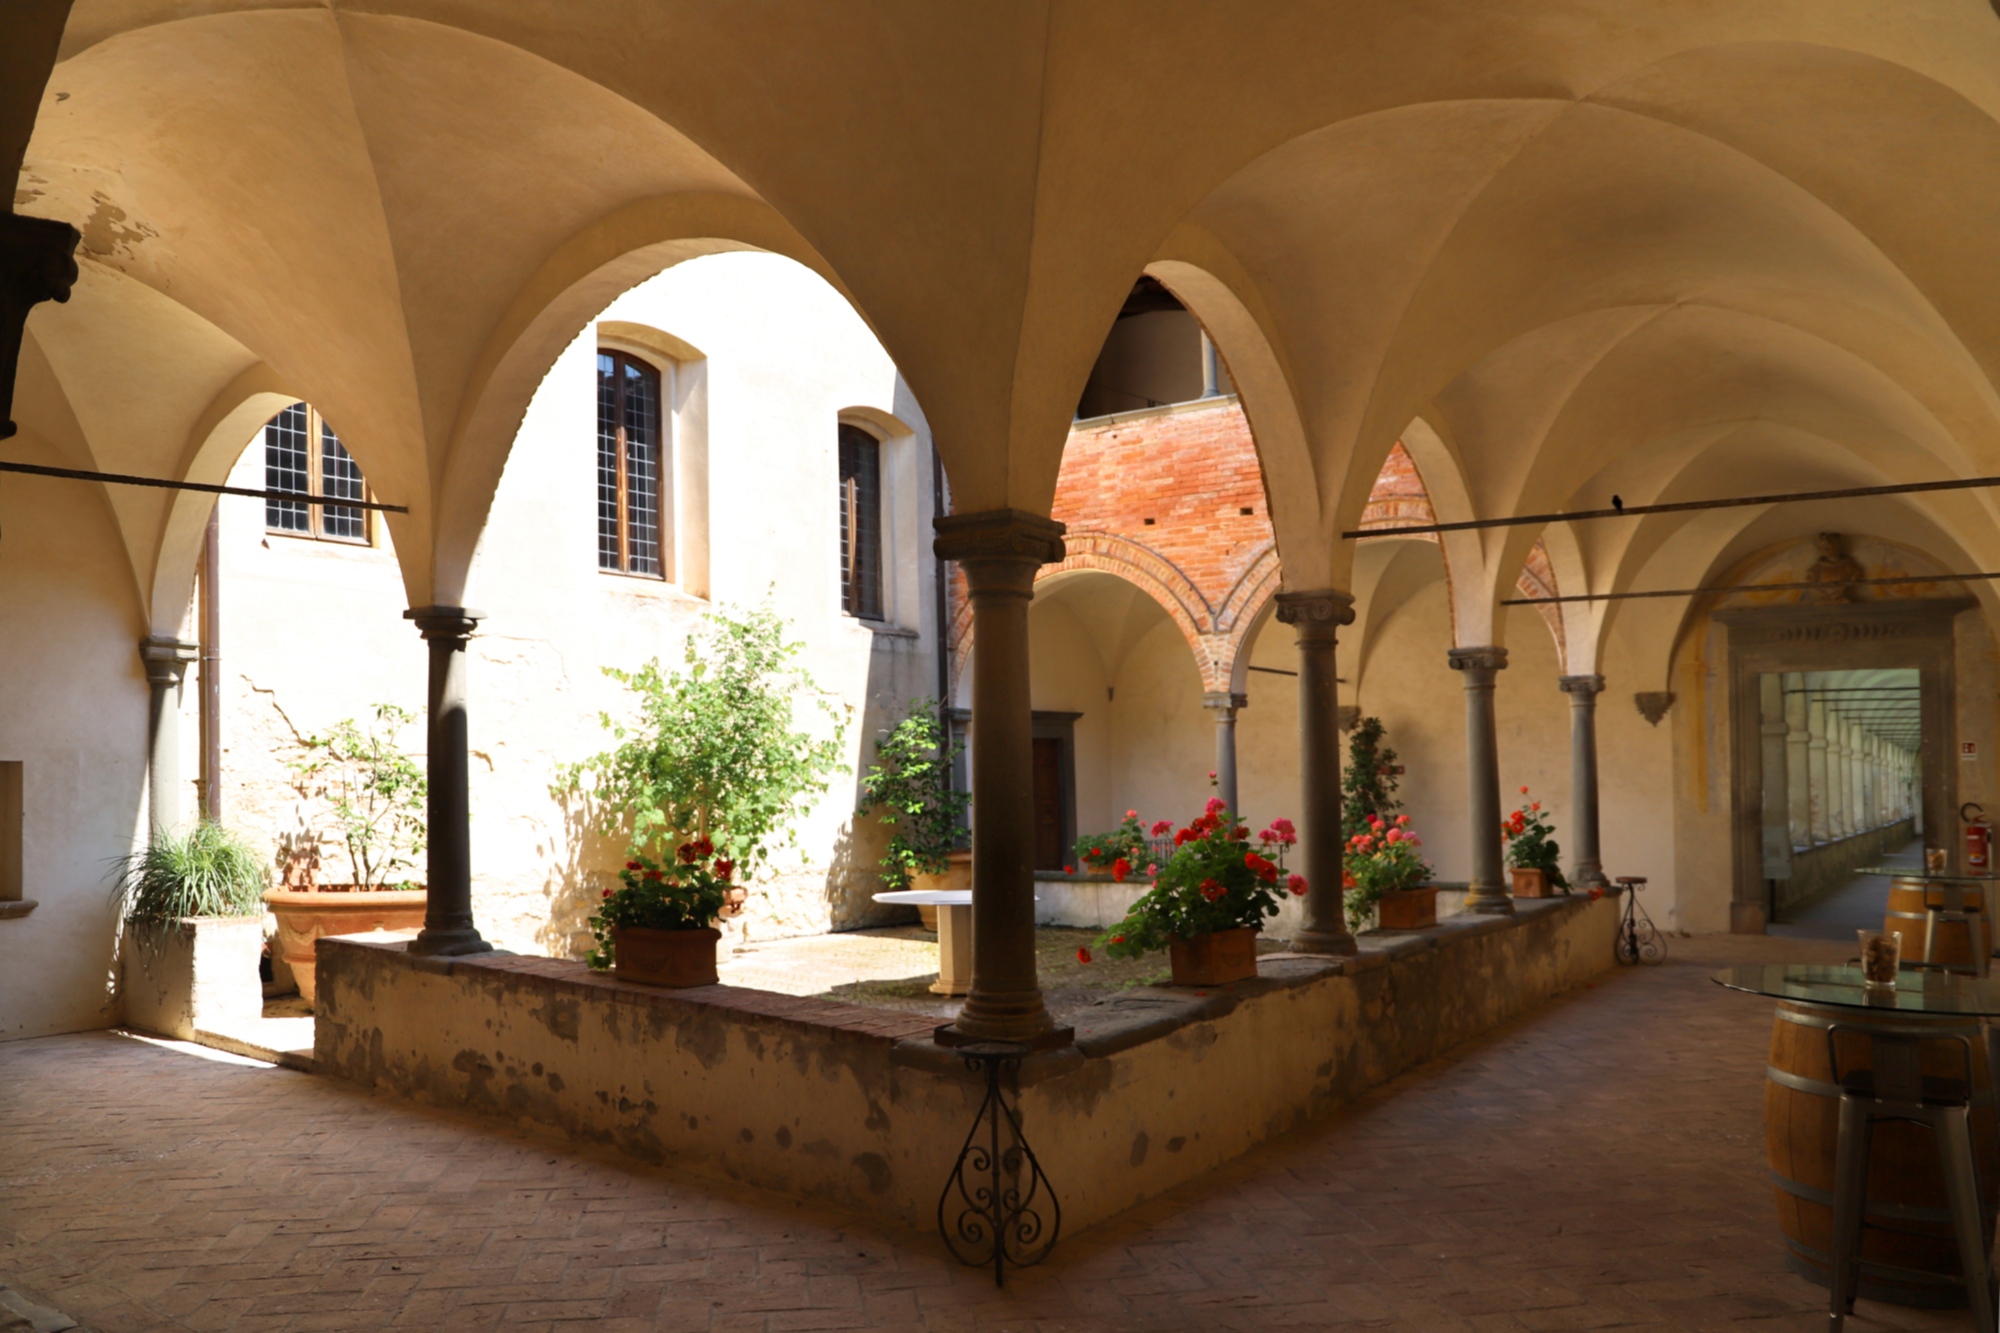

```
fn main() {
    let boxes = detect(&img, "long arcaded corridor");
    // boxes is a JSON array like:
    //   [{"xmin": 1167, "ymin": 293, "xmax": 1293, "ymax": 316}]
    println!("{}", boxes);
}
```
[{"xmin": 0, "ymin": 933, "xmax": 1965, "ymax": 1333}]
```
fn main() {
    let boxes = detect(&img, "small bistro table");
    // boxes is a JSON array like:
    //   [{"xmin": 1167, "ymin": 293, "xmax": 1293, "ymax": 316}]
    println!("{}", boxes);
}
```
[
  {"xmin": 874, "ymin": 888, "xmax": 973, "ymax": 995},
  {"xmin": 1713, "ymin": 963, "xmax": 2000, "ymax": 1308}
]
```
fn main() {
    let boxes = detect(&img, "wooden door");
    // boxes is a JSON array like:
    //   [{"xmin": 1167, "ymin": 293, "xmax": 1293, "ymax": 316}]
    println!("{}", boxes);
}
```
[{"xmin": 1032, "ymin": 737, "xmax": 1065, "ymax": 870}]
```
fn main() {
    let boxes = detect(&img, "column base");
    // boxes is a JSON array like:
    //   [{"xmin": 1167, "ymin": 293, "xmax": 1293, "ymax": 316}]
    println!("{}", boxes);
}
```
[
  {"xmin": 935, "ymin": 1022, "xmax": 1074, "ymax": 1052},
  {"xmin": 408, "ymin": 926, "xmax": 494, "ymax": 957},
  {"xmin": 942, "ymin": 987, "xmax": 1069, "ymax": 1046},
  {"xmin": 1575, "ymin": 864, "xmax": 1610, "ymax": 890},
  {"xmin": 1289, "ymin": 928, "xmax": 1357, "ymax": 956},
  {"xmin": 1462, "ymin": 886, "xmax": 1517, "ymax": 916}
]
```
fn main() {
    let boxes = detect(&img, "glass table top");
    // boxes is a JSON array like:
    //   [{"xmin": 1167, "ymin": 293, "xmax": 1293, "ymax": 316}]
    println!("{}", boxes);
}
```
[{"xmin": 1713, "ymin": 963, "xmax": 2000, "ymax": 1016}]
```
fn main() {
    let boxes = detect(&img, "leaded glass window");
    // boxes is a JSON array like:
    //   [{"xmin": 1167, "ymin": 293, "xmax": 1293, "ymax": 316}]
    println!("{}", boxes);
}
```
[
  {"xmin": 596, "ymin": 351, "xmax": 667, "ymax": 578},
  {"xmin": 838, "ymin": 424, "xmax": 883, "ymax": 620},
  {"xmin": 262, "ymin": 402, "xmax": 370, "ymax": 544}
]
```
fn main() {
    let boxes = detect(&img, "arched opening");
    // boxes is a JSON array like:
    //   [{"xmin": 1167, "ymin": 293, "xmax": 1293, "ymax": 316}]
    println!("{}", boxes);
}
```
[{"xmin": 1074, "ymin": 277, "xmax": 1235, "ymax": 421}]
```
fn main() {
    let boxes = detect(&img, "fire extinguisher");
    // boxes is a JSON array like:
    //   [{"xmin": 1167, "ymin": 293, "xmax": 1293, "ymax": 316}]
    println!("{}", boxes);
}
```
[{"xmin": 1964, "ymin": 802, "xmax": 1991, "ymax": 873}]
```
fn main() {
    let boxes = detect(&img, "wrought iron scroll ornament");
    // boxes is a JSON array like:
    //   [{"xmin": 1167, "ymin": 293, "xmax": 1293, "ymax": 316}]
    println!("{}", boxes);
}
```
[
  {"xmin": 939, "ymin": 1041, "xmax": 1060, "ymax": 1286},
  {"xmin": 1613, "ymin": 876, "xmax": 1666, "ymax": 965}
]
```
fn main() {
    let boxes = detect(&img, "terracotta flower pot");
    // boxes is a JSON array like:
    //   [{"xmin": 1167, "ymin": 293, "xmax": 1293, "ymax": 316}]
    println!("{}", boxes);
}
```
[
  {"xmin": 1375, "ymin": 885, "xmax": 1439, "ymax": 930},
  {"xmin": 1168, "ymin": 925, "xmax": 1260, "ymax": 987},
  {"xmin": 910, "ymin": 851, "xmax": 971, "ymax": 932},
  {"xmin": 1510, "ymin": 867, "xmax": 1555, "ymax": 898},
  {"xmin": 614, "ymin": 926, "xmax": 722, "ymax": 987},
  {"xmin": 263, "ymin": 886, "xmax": 428, "ymax": 1006}
]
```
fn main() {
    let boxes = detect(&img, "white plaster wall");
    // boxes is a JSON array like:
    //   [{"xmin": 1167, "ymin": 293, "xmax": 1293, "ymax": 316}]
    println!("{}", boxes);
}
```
[
  {"xmin": 203, "ymin": 253, "xmax": 940, "ymax": 960},
  {"xmin": 0, "ymin": 461, "xmax": 148, "ymax": 1039},
  {"xmin": 1234, "ymin": 611, "xmax": 1303, "ymax": 834}
]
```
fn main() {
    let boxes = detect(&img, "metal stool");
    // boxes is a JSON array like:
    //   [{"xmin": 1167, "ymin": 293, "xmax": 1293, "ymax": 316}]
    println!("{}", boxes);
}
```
[
  {"xmin": 1825, "ymin": 1023, "xmax": 1993, "ymax": 1329},
  {"xmin": 1921, "ymin": 881, "xmax": 1989, "ymax": 977}
]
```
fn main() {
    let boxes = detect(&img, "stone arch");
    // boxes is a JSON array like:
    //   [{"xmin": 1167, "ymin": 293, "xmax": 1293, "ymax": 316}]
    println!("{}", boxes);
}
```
[
  {"xmin": 432, "ymin": 193, "xmax": 845, "ymax": 605},
  {"xmin": 949, "ymin": 531, "xmax": 1248, "ymax": 702}
]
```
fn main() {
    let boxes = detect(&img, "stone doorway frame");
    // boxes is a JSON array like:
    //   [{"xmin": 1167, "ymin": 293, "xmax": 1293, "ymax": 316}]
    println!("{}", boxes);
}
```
[{"xmin": 1716, "ymin": 599, "xmax": 1971, "ymax": 934}]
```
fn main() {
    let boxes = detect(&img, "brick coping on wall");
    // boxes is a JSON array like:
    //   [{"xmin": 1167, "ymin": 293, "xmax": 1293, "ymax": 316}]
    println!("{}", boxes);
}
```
[{"xmin": 330, "ymin": 894, "xmax": 1591, "ymax": 1087}]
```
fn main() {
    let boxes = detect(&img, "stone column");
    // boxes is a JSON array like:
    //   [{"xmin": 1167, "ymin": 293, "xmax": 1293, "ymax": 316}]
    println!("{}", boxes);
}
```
[
  {"xmin": 0, "ymin": 212, "xmax": 81, "ymax": 440},
  {"xmin": 1450, "ymin": 646, "xmax": 1512, "ymax": 915},
  {"xmin": 934, "ymin": 510, "xmax": 1068, "ymax": 1044},
  {"xmin": 404, "ymin": 607, "xmax": 492, "ymax": 958},
  {"xmin": 1558, "ymin": 674, "xmax": 1608, "ymax": 889},
  {"xmin": 1758, "ymin": 673, "xmax": 1791, "ymax": 881},
  {"xmin": 139, "ymin": 637, "xmax": 197, "ymax": 839},
  {"xmin": 1807, "ymin": 697, "xmax": 1829, "ymax": 844},
  {"xmin": 1203, "ymin": 691, "xmax": 1247, "ymax": 816},
  {"xmin": 1827, "ymin": 710, "xmax": 1848, "ymax": 839},
  {"xmin": 1848, "ymin": 720, "xmax": 1865, "ymax": 835},
  {"xmin": 1783, "ymin": 673, "xmax": 1809, "ymax": 848},
  {"xmin": 1276, "ymin": 590, "xmax": 1357, "ymax": 953}
]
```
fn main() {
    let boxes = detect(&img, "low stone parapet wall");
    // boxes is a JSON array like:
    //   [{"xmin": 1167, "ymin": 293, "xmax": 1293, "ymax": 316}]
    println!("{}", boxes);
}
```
[
  {"xmin": 1777, "ymin": 819, "xmax": 1915, "ymax": 919},
  {"xmin": 315, "ymin": 893, "xmax": 1620, "ymax": 1234}
]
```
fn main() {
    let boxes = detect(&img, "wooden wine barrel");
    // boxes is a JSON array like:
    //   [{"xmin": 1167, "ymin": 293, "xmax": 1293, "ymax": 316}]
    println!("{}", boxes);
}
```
[
  {"xmin": 1766, "ymin": 1000, "xmax": 2000, "ymax": 1307},
  {"xmin": 1885, "ymin": 876, "xmax": 1994, "ymax": 970}
]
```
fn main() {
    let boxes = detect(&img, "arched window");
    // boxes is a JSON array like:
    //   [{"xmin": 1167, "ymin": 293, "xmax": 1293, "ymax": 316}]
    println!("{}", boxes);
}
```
[
  {"xmin": 597, "ymin": 350, "xmax": 668, "ymax": 578},
  {"xmin": 263, "ymin": 402, "xmax": 369, "ymax": 543},
  {"xmin": 838, "ymin": 423, "xmax": 883, "ymax": 619}
]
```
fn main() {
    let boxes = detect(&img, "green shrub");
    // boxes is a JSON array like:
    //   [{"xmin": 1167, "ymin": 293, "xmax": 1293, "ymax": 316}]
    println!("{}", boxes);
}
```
[
  {"xmin": 288, "ymin": 704, "xmax": 426, "ymax": 889},
  {"xmin": 115, "ymin": 821, "xmax": 269, "ymax": 938},
  {"xmin": 858, "ymin": 699, "xmax": 968, "ymax": 891},
  {"xmin": 565, "ymin": 604, "xmax": 848, "ymax": 881}
]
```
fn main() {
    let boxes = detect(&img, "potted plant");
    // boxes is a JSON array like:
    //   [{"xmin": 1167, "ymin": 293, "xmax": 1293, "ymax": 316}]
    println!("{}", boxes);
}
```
[
  {"xmin": 266, "ymin": 704, "xmax": 429, "ymax": 1005},
  {"xmin": 1073, "ymin": 810, "xmax": 1156, "ymax": 884},
  {"xmin": 1504, "ymin": 786, "xmax": 1568, "ymax": 897},
  {"xmin": 858, "ymin": 699, "xmax": 970, "ymax": 929},
  {"xmin": 567, "ymin": 605, "xmax": 847, "ymax": 977},
  {"xmin": 1083, "ymin": 798, "xmax": 1304, "ymax": 986},
  {"xmin": 586, "ymin": 839, "xmax": 737, "ymax": 985},
  {"xmin": 1343, "ymin": 813, "xmax": 1436, "ymax": 930},
  {"xmin": 115, "ymin": 821, "xmax": 270, "ymax": 1039}
]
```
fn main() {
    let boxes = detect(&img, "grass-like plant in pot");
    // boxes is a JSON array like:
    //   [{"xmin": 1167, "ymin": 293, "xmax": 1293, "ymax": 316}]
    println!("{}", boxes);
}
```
[
  {"xmin": 1084, "ymin": 798, "xmax": 1304, "ymax": 987},
  {"xmin": 1503, "ymin": 786, "xmax": 1568, "ymax": 897},
  {"xmin": 1343, "ymin": 813, "xmax": 1435, "ymax": 931},
  {"xmin": 566, "ymin": 604, "xmax": 847, "ymax": 984},
  {"xmin": 858, "ymin": 699, "xmax": 969, "ymax": 907},
  {"xmin": 113, "ymin": 821, "xmax": 270, "ymax": 1038},
  {"xmin": 116, "ymin": 820, "xmax": 268, "ymax": 938},
  {"xmin": 268, "ymin": 703, "xmax": 429, "ymax": 1005}
]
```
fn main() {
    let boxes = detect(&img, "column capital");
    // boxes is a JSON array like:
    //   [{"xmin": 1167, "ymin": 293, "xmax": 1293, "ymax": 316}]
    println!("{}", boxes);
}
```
[
  {"xmin": 1558, "ymin": 673, "xmax": 1606, "ymax": 696},
  {"xmin": 138, "ymin": 635, "xmax": 198, "ymax": 685},
  {"xmin": 1, "ymin": 213, "xmax": 82, "ymax": 440},
  {"xmin": 1448, "ymin": 645, "xmax": 1508, "ymax": 674},
  {"xmin": 1274, "ymin": 589, "xmax": 1355, "ymax": 636},
  {"xmin": 932, "ymin": 509, "xmax": 1065, "ymax": 566},
  {"xmin": 1202, "ymin": 691, "xmax": 1248, "ymax": 713},
  {"xmin": 404, "ymin": 606, "xmax": 485, "ymax": 640}
]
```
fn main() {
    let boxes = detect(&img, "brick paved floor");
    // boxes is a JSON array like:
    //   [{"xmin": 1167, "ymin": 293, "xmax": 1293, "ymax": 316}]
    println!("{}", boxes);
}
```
[{"xmin": 0, "ymin": 932, "xmax": 1978, "ymax": 1331}]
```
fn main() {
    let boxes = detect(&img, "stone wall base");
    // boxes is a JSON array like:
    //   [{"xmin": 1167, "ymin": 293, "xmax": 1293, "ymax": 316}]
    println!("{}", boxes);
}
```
[{"xmin": 315, "ymin": 894, "xmax": 1620, "ymax": 1233}]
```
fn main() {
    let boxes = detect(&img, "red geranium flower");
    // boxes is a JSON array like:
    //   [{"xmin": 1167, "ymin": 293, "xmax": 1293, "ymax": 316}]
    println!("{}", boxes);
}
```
[
  {"xmin": 1111, "ymin": 857, "xmax": 1131, "ymax": 883},
  {"xmin": 1151, "ymin": 819, "xmax": 1174, "ymax": 837},
  {"xmin": 624, "ymin": 860, "xmax": 641, "ymax": 871},
  {"xmin": 1288, "ymin": 873, "xmax": 1308, "ymax": 897},
  {"xmin": 714, "ymin": 859, "xmax": 734, "ymax": 882},
  {"xmin": 1076, "ymin": 946, "xmax": 1092, "ymax": 964}
]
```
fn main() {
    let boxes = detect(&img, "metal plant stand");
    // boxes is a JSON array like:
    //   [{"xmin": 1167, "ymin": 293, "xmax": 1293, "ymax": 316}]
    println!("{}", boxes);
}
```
[
  {"xmin": 1614, "ymin": 876, "xmax": 1665, "ymax": 965},
  {"xmin": 938, "ymin": 1040, "xmax": 1060, "ymax": 1286}
]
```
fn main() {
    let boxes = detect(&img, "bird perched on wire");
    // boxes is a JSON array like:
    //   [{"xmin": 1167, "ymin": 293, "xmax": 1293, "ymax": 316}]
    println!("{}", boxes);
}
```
[{"xmin": 1611, "ymin": 494, "xmax": 1624, "ymax": 512}]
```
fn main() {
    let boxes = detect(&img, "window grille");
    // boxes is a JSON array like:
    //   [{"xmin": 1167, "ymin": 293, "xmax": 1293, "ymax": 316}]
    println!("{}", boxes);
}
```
[
  {"xmin": 262, "ymin": 402, "xmax": 371, "ymax": 544},
  {"xmin": 597, "ymin": 350, "xmax": 667, "ymax": 578},
  {"xmin": 838, "ymin": 423, "xmax": 883, "ymax": 620}
]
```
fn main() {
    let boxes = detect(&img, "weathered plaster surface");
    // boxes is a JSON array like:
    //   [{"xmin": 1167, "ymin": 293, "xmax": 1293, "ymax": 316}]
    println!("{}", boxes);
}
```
[{"xmin": 317, "ymin": 894, "xmax": 1618, "ymax": 1232}]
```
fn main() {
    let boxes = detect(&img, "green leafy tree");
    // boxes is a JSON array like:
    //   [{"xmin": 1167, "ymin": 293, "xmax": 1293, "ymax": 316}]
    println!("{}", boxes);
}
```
[
  {"xmin": 566, "ymin": 604, "xmax": 849, "ymax": 879},
  {"xmin": 289, "ymin": 704, "xmax": 427, "ymax": 889},
  {"xmin": 858, "ymin": 700, "xmax": 969, "ymax": 891},
  {"xmin": 1342, "ymin": 715, "xmax": 1402, "ymax": 837}
]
